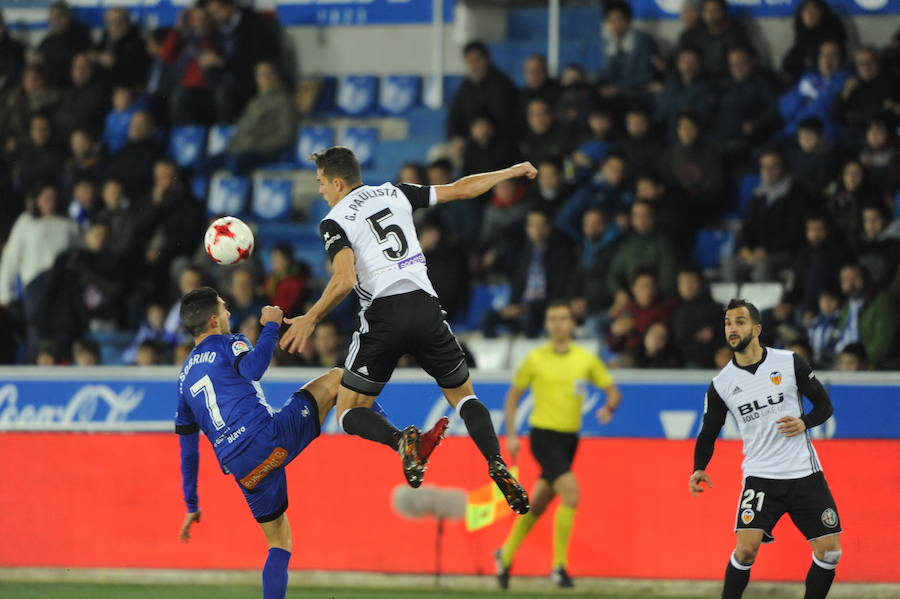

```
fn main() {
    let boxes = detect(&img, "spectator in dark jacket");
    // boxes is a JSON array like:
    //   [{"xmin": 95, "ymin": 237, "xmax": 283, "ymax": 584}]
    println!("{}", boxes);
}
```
[
  {"xmin": 0, "ymin": 12, "xmax": 25, "ymax": 95},
  {"xmin": 607, "ymin": 200, "xmax": 679, "ymax": 296},
  {"xmin": 840, "ymin": 47, "xmax": 900, "ymax": 143},
  {"xmin": 462, "ymin": 115, "xmax": 520, "ymax": 176},
  {"xmin": 678, "ymin": 0, "xmax": 753, "ymax": 80},
  {"xmin": 823, "ymin": 159, "xmax": 870, "ymax": 247},
  {"xmin": 655, "ymin": 45, "xmax": 716, "ymax": 140},
  {"xmin": 160, "ymin": 5, "xmax": 219, "ymax": 125},
  {"xmin": 482, "ymin": 208, "xmax": 573, "ymax": 338},
  {"xmin": 569, "ymin": 208, "xmax": 620, "ymax": 330},
  {"xmin": 56, "ymin": 53, "xmax": 109, "ymax": 138},
  {"xmin": 419, "ymin": 218, "xmax": 470, "ymax": 324},
  {"xmin": 519, "ymin": 97, "xmax": 573, "ymax": 166},
  {"xmin": 723, "ymin": 150, "xmax": 808, "ymax": 282},
  {"xmin": 447, "ymin": 41, "xmax": 519, "ymax": 142},
  {"xmin": 95, "ymin": 178, "xmax": 138, "ymax": 261},
  {"xmin": 33, "ymin": 1, "xmax": 92, "ymax": 87},
  {"xmin": 856, "ymin": 203, "xmax": 900, "ymax": 289},
  {"xmin": 785, "ymin": 116, "xmax": 841, "ymax": 199},
  {"xmin": 615, "ymin": 106, "xmax": 662, "ymax": 175},
  {"xmin": 519, "ymin": 54, "xmax": 560, "ymax": 117},
  {"xmin": 790, "ymin": 213, "xmax": 845, "ymax": 317},
  {"xmin": 206, "ymin": 0, "xmax": 281, "ymax": 122},
  {"xmin": 671, "ymin": 266, "xmax": 722, "ymax": 368},
  {"xmin": 0, "ymin": 66, "xmax": 60, "ymax": 148},
  {"xmin": 103, "ymin": 110, "xmax": 161, "ymax": 200},
  {"xmin": 62, "ymin": 129, "xmax": 103, "ymax": 196},
  {"xmin": 15, "ymin": 114, "xmax": 64, "ymax": 193},
  {"xmin": 597, "ymin": 1, "xmax": 659, "ymax": 100},
  {"xmin": 523, "ymin": 157, "xmax": 574, "ymax": 218},
  {"xmin": 781, "ymin": 0, "xmax": 846, "ymax": 84},
  {"xmin": 859, "ymin": 116, "xmax": 900, "ymax": 200},
  {"xmin": 714, "ymin": 46, "xmax": 781, "ymax": 163},
  {"xmin": 93, "ymin": 8, "xmax": 151, "ymax": 88},
  {"xmin": 660, "ymin": 111, "xmax": 726, "ymax": 219},
  {"xmin": 556, "ymin": 153, "xmax": 633, "ymax": 240},
  {"xmin": 572, "ymin": 106, "xmax": 615, "ymax": 170}
]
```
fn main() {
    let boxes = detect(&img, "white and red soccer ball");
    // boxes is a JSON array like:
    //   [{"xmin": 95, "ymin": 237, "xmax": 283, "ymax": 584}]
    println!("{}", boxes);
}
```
[{"xmin": 205, "ymin": 216, "xmax": 254, "ymax": 265}]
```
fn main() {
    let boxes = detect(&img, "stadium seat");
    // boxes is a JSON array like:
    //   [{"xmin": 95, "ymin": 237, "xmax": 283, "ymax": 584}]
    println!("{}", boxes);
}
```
[
  {"xmin": 380, "ymin": 75, "xmax": 421, "ymax": 115},
  {"xmin": 710, "ymin": 282, "xmax": 738, "ymax": 307},
  {"xmin": 206, "ymin": 124, "xmax": 236, "ymax": 157},
  {"xmin": 207, "ymin": 173, "xmax": 249, "ymax": 216},
  {"xmin": 168, "ymin": 125, "xmax": 207, "ymax": 169},
  {"xmin": 295, "ymin": 126, "xmax": 335, "ymax": 169},
  {"xmin": 309, "ymin": 198, "xmax": 330, "ymax": 223},
  {"xmin": 740, "ymin": 282, "xmax": 784, "ymax": 311},
  {"xmin": 694, "ymin": 228, "xmax": 735, "ymax": 270},
  {"xmin": 340, "ymin": 127, "xmax": 378, "ymax": 168},
  {"xmin": 87, "ymin": 331, "xmax": 135, "ymax": 366},
  {"xmin": 191, "ymin": 175, "xmax": 209, "ymax": 202},
  {"xmin": 466, "ymin": 337, "xmax": 513, "ymax": 370},
  {"xmin": 731, "ymin": 173, "xmax": 761, "ymax": 217},
  {"xmin": 336, "ymin": 75, "xmax": 379, "ymax": 116},
  {"xmin": 252, "ymin": 176, "xmax": 293, "ymax": 221},
  {"xmin": 454, "ymin": 283, "xmax": 512, "ymax": 332}
]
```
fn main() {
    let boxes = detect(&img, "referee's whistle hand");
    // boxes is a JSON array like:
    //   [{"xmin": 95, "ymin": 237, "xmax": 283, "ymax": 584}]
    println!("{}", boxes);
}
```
[
  {"xmin": 776, "ymin": 416, "xmax": 806, "ymax": 437},
  {"xmin": 689, "ymin": 470, "xmax": 712, "ymax": 496}
]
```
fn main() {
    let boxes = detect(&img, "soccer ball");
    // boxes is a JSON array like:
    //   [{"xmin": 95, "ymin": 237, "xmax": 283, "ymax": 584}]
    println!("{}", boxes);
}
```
[{"xmin": 205, "ymin": 216, "xmax": 254, "ymax": 265}]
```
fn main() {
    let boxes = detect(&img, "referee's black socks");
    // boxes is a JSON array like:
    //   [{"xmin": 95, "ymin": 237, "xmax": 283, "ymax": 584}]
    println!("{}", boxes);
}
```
[
  {"xmin": 340, "ymin": 407, "xmax": 401, "ymax": 449},
  {"xmin": 722, "ymin": 553, "xmax": 752, "ymax": 599},
  {"xmin": 457, "ymin": 396, "xmax": 501, "ymax": 461}
]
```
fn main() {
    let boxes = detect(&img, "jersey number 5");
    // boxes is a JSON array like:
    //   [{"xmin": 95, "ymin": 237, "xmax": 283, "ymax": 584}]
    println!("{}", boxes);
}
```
[
  {"xmin": 367, "ymin": 208, "xmax": 409, "ymax": 261},
  {"xmin": 190, "ymin": 374, "xmax": 226, "ymax": 430}
]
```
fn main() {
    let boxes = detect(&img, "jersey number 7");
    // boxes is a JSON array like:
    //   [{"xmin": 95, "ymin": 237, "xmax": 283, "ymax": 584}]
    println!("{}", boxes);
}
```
[
  {"xmin": 190, "ymin": 374, "xmax": 226, "ymax": 430},
  {"xmin": 367, "ymin": 208, "xmax": 409, "ymax": 261}
]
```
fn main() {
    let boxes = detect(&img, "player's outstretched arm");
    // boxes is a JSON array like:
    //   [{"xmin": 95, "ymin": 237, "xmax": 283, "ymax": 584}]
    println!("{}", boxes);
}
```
[
  {"xmin": 434, "ymin": 162, "xmax": 537, "ymax": 203},
  {"xmin": 234, "ymin": 306, "xmax": 283, "ymax": 381},
  {"xmin": 281, "ymin": 247, "xmax": 356, "ymax": 354}
]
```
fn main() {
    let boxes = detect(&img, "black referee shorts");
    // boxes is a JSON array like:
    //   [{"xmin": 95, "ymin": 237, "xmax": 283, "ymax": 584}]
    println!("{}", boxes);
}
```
[
  {"xmin": 341, "ymin": 290, "xmax": 469, "ymax": 396},
  {"xmin": 530, "ymin": 427, "xmax": 579, "ymax": 484}
]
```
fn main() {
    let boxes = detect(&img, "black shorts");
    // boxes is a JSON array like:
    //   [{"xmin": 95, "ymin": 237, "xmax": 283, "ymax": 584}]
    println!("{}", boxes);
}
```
[
  {"xmin": 530, "ymin": 427, "xmax": 579, "ymax": 484},
  {"xmin": 341, "ymin": 290, "xmax": 469, "ymax": 396},
  {"xmin": 735, "ymin": 471, "xmax": 841, "ymax": 543}
]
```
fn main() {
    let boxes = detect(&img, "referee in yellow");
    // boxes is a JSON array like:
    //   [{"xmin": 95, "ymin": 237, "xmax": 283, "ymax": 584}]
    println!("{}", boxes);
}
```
[{"xmin": 496, "ymin": 301, "xmax": 621, "ymax": 589}]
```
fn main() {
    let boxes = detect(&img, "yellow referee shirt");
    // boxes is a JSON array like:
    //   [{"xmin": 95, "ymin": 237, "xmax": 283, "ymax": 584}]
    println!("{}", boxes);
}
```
[{"xmin": 513, "ymin": 343, "xmax": 614, "ymax": 434}]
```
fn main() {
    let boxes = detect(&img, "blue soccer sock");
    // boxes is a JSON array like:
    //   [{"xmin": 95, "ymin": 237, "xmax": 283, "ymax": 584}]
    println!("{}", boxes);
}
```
[{"xmin": 262, "ymin": 547, "xmax": 291, "ymax": 599}]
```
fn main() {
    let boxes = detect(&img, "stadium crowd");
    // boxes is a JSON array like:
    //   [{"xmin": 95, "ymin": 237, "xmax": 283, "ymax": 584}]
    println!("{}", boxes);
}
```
[{"xmin": 0, "ymin": 0, "xmax": 898, "ymax": 370}]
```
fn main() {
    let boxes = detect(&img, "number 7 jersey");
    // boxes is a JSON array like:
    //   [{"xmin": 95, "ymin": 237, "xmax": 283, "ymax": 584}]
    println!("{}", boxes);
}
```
[
  {"xmin": 319, "ymin": 182, "xmax": 438, "ymax": 308},
  {"xmin": 175, "ymin": 333, "xmax": 274, "ymax": 467}
]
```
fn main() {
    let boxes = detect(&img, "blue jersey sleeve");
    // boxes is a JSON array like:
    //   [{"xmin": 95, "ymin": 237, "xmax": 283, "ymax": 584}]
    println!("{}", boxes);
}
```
[
  {"xmin": 175, "ymin": 389, "xmax": 199, "ymax": 434},
  {"xmin": 230, "ymin": 323, "xmax": 280, "ymax": 381},
  {"xmin": 175, "ymin": 388, "xmax": 200, "ymax": 512}
]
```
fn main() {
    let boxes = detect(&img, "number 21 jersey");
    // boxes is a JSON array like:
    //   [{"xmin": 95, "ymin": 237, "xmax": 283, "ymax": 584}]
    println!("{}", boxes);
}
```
[{"xmin": 319, "ymin": 183, "xmax": 438, "ymax": 308}]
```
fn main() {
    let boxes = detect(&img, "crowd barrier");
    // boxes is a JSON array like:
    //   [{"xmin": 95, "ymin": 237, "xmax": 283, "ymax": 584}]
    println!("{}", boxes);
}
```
[{"xmin": 1, "ymin": 368, "xmax": 897, "ymax": 581}]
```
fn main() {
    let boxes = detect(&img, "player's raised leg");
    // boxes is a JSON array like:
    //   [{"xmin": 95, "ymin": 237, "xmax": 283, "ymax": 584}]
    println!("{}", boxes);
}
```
[
  {"xmin": 496, "ymin": 478, "xmax": 555, "ymax": 588},
  {"xmin": 443, "ymin": 379, "xmax": 530, "ymax": 514},
  {"xmin": 259, "ymin": 513, "xmax": 292, "ymax": 599},
  {"xmin": 806, "ymin": 534, "xmax": 841, "ymax": 599},
  {"xmin": 723, "ymin": 529, "xmax": 763, "ymax": 599},
  {"xmin": 550, "ymin": 471, "xmax": 579, "ymax": 587}
]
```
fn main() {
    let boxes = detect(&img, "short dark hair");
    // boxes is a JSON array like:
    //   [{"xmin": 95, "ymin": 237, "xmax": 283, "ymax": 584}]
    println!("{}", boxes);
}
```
[
  {"xmin": 678, "ymin": 265, "xmax": 703, "ymax": 279},
  {"xmin": 428, "ymin": 158, "xmax": 453, "ymax": 172},
  {"xmin": 545, "ymin": 300, "xmax": 573, "ymax": 315},
  {"xmin": 840, "ymin": 342, "xmax": 868, "ymax": 362},
  {"xmin": 605, "ymin": 0, "xmax": 633, "ymax": 21},
  {"xmin": 180, "ymin": 287, "xmax": 221, "ymax": 337},
  {"xmin": 463, "ymin": 40, "xmax": 489, "ymax": 58},
  {"xmin": 272, "ymin": 243, "xmax": 295, "ymax": 263},
  {"xmin": 309, "ymin": 146, "xmax": 361, "ymax": 184},
  {"xmin": 631, "ymin": 266, "xmax": 658, "ymax": 285},
  {"xmin": 74, "ymin": 338, "xmax": 101, "ymax": 360},
  {"xmin": 798, "ymin": 116, "xmax": 824, "ymax": 134},
  {"xmin": 724, "ymin": 298, "xmax": 761, "ymax": 324}
]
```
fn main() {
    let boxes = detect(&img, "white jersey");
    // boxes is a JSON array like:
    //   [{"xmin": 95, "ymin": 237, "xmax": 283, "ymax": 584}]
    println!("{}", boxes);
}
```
[
  {"xmin": 319, "ymin": 182, "xmax": 438, "ymax": 308},
  {"xmin": 708, "ymin": 348, "xmax": 822, "ymax": 480}
]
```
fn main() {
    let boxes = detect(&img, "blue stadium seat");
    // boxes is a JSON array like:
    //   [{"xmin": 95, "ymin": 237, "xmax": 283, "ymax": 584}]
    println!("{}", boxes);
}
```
[
  {"xmin": 206, "ymin": 124, "xmax": 235, "ymax": 157},
  {"xmin": 310, "ymin": 198, "xmax": 330, "ymax": 223},
  {"xmin": 380, "ymin": 75, "xmax": 421, "ymax": 115},
  {"xmin": 191, "ymin": 175, "xmax": 209, "ymax": 202},
  {"xmin": 336, "ymin": 75, "xmax": 379, "ymax": 116},
  {"xmin": 453, "ymin": 283, "xmax": 511, "ymax": 331},
  {"xmin": 314, "ymin": 76, "xmax": 338, "ymax": 113},
  {"xmin": 87, "ymin": 331, "xmax": 135, "ymax": 366},
  {"xmin": 736, "ymin": 173, "xmax": 761, "ymax": 216},
  {"xmin": 406, "ymin": 107, "xmax": 447, "ymax": 140},
  {"xmin": 694, "ymin": 229, "xmax": 735, "ymax": 270},
  {"xmin": 168, "ymin": 125, "xmax": 207, "ymax": 169},
  {"xmin": 295, "ymin": 126, "xmax": 335, "ymax": 169},
  {"xmin": 252, "ymin": 177, "xmax": 293, "ymax": 221},
  {"xmin": 340, "ymin": 127, "xmax": 378, "ymax": 168},
  {"xmin": 207, "ymin": 174, "xmax": 249, "ymax": 216}
]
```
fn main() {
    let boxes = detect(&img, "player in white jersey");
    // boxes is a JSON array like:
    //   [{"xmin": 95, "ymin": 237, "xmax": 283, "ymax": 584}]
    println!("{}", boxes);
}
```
[
  {"xmin": 279, "ymin": 146, "xmax": 535, "ymax": 514},
  {"xmin": 689, "ymin": 299, "xmax": 842, "ymax": 599}
]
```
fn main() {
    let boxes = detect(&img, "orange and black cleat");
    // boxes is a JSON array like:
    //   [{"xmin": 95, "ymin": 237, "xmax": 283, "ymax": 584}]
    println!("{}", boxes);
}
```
[
  {"xmin": 488, "ymin": 458, "xmax": 530, "ymax": 514},
  {"xmin": 398, "ymin": 425, "xmax": 427, "ymax": 488}
]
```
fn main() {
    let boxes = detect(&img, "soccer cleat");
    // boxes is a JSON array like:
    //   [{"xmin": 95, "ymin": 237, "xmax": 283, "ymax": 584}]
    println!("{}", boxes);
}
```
[
  {"xmin": 398, "ymin": 425, "xmax": 427, "ymax": 488},
  {"xmin": 488, "ymin": 458, "xmax": 530, "ymax": 514},
  {"xmin": 417, "ymin": 416, "xmax": 449, "ymax": 462},
  {"xmin": 550, "ymin": 566, "xmax": 574, "ymax": 588},
  {"xmin": 494, "ymin": 549, "xmax": 510, "ymax": 590}
]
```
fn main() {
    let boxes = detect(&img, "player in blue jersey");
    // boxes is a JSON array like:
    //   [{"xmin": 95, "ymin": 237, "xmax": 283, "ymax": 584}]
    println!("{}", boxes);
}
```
[{"xmin": 174, "ymin": 287, "xmax": 447, "ymax": 599}]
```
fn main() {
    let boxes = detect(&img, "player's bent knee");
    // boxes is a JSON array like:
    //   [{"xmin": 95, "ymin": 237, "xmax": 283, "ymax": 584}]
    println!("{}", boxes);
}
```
[
  {"xmin": 814, "ymin": 549, "xmax": 842, "ymax": 568},
  {"xmin": 734, "ymin": 545, "xmax": 759, "ymax": 564}
]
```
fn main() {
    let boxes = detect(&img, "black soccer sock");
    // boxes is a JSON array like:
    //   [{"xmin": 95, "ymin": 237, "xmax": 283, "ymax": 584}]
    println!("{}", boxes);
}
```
[
  {"xmin": 804, "ymin": 557, "xmax": 836, "ymax": 599},
  {"xmin": 722, "ymin": 553, "xmax": 752, "ymax": 599},
  {"xmin": 340, "ymin": 407, "xmax": 401, "ymax": 450},
  {"xmin": 457, "ymin": 396, "xmax": 501, "ymax": 461}
]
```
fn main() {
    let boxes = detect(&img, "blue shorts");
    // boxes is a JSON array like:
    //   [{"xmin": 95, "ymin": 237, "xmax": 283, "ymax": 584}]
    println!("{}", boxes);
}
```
[{"xmin": 226, "ymin": 390, "xmax": 321, "ymax": 523}]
